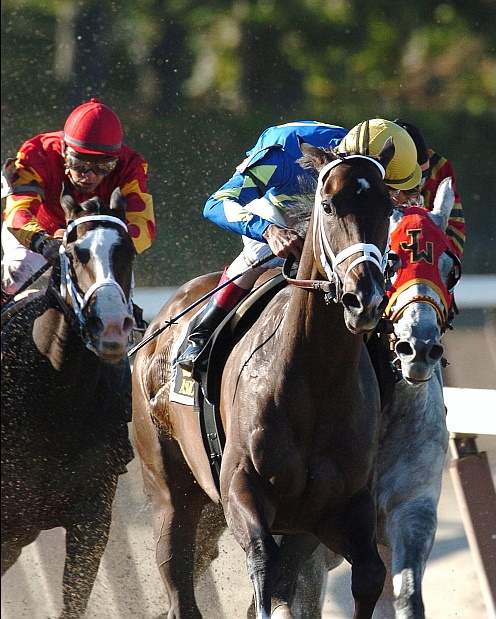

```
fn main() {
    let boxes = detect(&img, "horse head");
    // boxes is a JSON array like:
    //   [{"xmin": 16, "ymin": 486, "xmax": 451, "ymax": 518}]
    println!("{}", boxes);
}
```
[
  {"xmin": 386, "ymin": 178, "xmax": 461, "ymax": 383},
  {"xmin": 58, "ymin": 188, "xmax": 135, "ymax": 363},
  {"xmin": 297, "ymin": 137, "xmax": 394, "ymax": 333}
]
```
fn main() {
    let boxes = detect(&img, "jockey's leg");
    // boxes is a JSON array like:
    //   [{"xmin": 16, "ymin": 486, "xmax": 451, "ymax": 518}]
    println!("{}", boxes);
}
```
[
  {"xmin": 1, "ymin": 224, "xmax": 46, "ymax": 300},
  {"xmin": 177, "ymin": 241, "xmax": 282, "ymax": 373},
  {"xmin": 177, "ymin": 265, "xmax": 249, "ymax": 372}
]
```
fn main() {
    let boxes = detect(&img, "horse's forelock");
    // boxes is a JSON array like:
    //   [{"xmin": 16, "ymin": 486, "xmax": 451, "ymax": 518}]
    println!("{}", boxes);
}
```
[{"xmin": 79, "ymin": 196, "xmax": 110, "ymax": 217}]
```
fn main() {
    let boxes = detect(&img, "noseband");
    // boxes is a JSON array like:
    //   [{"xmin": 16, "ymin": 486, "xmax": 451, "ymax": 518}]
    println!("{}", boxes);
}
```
[
  {"xmin": 284, "ymin": 156, "xmax": 390, "ymax": 303},
  {"xmin": 55, "ymin": 215, "xmax": 133, "ymax": 337},
  {"xmin": 386, "ymin": 289, "xmax": 451, "ymax": 334}
]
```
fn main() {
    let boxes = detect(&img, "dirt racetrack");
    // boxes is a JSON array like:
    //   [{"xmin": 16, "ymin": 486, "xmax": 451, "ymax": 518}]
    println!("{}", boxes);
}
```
[{"xmin": 2, "ymin": 314, "xmax": 495, "ymax": 618}]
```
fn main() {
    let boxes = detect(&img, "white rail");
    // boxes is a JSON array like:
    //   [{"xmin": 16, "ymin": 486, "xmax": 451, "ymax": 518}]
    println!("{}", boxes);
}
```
[
  {"xmin": 133, "ymin": 274, "xmax": 496, "ymax": 321},
  {"xmin": 445, "ymin": 387, "xmax": 496, "ymax": 435}
]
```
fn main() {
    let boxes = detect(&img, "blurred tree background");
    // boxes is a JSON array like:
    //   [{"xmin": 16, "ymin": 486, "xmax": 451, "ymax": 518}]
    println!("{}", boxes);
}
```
[{"xmin": 2, "ymin": 0, "xmax": 495, "ymax": 286}]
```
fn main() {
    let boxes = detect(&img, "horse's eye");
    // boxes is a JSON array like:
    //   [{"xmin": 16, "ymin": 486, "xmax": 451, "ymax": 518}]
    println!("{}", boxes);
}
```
[
  {"xmin": 322, "ymin": 200, "xmax": 334, "ymax": 215},
  {"xmin": 75, "ymin": 246, "xmax": 91, "ymax": 264}
]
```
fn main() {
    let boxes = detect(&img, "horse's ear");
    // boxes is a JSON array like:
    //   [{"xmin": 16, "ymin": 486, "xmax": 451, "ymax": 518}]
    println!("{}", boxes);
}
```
[
  {"xmin": 298, "ymin": 138, "xmax": 334, "ymax": 172},
  {"xmin": 60, "ymin": 191, "xmax": 82, "ymax": 223},
  {"xmin": 429, "ymin": 177, "xmax": 455, "ymax": 232},
  {"xmin": 376, "ymin": 136, "xmax": 395, "ymax": 172},
  {"xmin": 110, "ymin": 188, "xmax": 127, "ymax": 221}
]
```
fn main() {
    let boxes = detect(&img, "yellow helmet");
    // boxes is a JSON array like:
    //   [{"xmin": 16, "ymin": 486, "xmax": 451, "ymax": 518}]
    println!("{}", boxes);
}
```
[{"xmin": 337, "ymin": 119, "xmax": 422, "ymax": 190}]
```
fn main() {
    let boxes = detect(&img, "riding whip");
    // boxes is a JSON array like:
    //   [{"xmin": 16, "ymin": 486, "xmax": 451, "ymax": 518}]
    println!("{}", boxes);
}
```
[
  {"xmin": 128, "ymin": 253, "xmax": 276, "ymax": 357},
  {"xmin": 1, "ymin": 262, "xmax": 52, "ymax": 311}
]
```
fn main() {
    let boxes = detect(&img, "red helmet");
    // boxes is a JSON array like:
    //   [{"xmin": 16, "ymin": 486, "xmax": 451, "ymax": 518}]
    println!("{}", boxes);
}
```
[{"xmin": 63, "ymin": 98, "xmax": 123, "ymax": 156}]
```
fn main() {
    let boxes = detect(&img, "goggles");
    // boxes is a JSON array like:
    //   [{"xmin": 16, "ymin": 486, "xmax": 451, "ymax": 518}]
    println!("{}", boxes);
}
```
[
  {"xmin": 388, "ymin": 185, "xmax": 421, "ymax": 198},
  {"xmin": 64, "ymin": 152, "xmax": 118, "ymax": 176}
]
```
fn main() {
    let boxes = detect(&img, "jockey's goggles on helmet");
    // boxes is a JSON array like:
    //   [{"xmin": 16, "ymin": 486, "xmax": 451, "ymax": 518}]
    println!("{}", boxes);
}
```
[{"xmin": 64, "ymin": 151, "xmax": 118, "ymax": 176}]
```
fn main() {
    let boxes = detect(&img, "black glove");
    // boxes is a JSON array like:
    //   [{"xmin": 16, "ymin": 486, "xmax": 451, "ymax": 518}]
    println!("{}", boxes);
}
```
[
  {"xmin": 31, "ymin": 231, "xmax": 62, "ymax": 265},
  {"xmin": 40, "ymin": 238, "xmax": 62, "ymax": 264}
]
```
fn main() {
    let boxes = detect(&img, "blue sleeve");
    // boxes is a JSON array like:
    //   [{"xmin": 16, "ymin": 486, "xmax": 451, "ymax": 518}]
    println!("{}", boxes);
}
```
[{"xmin": 203, "ymin": 147, "xmax": 298, "ymax": 242}]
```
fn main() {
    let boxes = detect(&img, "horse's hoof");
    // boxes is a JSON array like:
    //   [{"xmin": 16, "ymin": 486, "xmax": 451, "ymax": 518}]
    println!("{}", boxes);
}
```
[{"xmin": 271, "ymin": 603, "xmax": 294, "ymax": 619}]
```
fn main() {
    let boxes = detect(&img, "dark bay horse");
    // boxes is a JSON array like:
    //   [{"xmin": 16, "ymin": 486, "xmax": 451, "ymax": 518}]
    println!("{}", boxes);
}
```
[
  {"xmin": 1, "ymin": 189, "xmax": 135, "ymax": 618},
  {"xmin": 132, "ymin": 140, "xmax": 396, "ymax": 618},
  {"xmin": 273, "ymin": 179, "xmax": 460, "ymax": 619}
]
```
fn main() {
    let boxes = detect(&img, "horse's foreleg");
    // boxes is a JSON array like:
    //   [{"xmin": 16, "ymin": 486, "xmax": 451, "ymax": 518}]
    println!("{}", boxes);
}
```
[
  {"xmin": 223, "ymin": 470, "xmax": 281, "ymax": 619},
  {"xmin": 1, "ymin": 525, "xmax": 40, "ymax": 576},
  {"xmin": 386, "ymin": 497, "xmax": 439, "ymax": 619},
  {"xmin": 60, "ymin": 476, "xmax": 118, "ymax": 618},
  {"xmin": 290, "ymin": 540, "xmax": 343, "ymax": 619},
  {"xmin": 271, "ymin": 533, "xmax": 325, "ymax": 618},
  {"xmin": 317, "ymin": 487, "xmax": 386, "ymax": 619},
  {"xmin": 143, "ymin": 441, "xmax": 208, "ymax": 619}
]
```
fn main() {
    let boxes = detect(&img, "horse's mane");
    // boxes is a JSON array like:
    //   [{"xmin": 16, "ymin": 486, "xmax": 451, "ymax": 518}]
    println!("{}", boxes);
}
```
[
  {"xmin": 287, "ymin": 162, "xmax": 320, "ymax": 238},
  {"xmin": 290, "ymin": 146, "xmax": 338, "ymax": 237},
  {"xmin": 296, "ymin": 146, "xmax": 335, "ymax": 172}
]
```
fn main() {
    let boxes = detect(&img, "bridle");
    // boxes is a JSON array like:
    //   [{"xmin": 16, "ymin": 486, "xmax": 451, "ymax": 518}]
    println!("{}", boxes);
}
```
[
  {"xmin": 49, "ymin": 214, "xmax": 133, "ymax": 341},
  {"xmin": 283, "ymin": 155, "xmax": 391, "ymax": 303}
]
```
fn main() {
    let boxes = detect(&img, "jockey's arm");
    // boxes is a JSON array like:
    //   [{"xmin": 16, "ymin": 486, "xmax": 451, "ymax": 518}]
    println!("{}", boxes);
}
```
[
  {"xmin": 203, "ymin": 147, "xmax": 296, "ymax": 242},
  {"xmin": 424, "ymin": 152, "xmax": 465, "ymax": 260},
  {"xmin": 3, "ymin": 171, "xmax": 53, "ymax": 251},
  {"xmin": 120, "ymin": 176, "xmax": 155, "ymax": 254}
]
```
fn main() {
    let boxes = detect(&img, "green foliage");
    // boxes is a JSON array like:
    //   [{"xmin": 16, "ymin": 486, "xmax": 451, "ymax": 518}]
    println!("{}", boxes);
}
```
[{"xmin": 1, "ymin": 0, "xmax": 495, "ymax": 284}]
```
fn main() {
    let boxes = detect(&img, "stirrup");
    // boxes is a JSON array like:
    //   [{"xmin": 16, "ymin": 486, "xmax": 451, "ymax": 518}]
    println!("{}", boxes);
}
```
[{"xmin": 177, "ymin": 335, "xmax": 211, "ymax": 372}]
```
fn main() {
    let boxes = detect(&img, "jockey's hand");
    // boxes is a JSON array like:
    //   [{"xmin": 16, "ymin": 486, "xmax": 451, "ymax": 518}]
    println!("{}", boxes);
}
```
[
  {"xmin": 262, "ymin": 224, "xmax": 304, "ymax": 260},
  {"xmin": 40, "ymin": 238, "xmax": 62, "ymax": 265}
]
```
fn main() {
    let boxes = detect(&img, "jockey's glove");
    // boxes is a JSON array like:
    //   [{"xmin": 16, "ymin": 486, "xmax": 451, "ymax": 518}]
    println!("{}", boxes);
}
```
[
  {"xmin": 32, "ymin": 232, "xmax": 62, "ymax": 265},
  {"xmin": 41, "ymin": 239, "xmax": 62, "ymax": 264}
]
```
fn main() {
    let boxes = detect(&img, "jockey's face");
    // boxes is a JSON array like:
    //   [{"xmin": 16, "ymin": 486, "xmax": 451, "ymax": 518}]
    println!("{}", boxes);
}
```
[
  {"xmin": 63, "ymin": 146, "xmax": 118, "ymax": 194},
  {"xmin": 388, "ymin": 177, "xmax": 426, "ymax": 207}
]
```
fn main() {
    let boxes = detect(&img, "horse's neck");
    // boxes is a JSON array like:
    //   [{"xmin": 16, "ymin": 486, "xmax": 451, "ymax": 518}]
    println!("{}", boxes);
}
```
[
  {"xmin": 32, "ymin": 303, "xmax": 93, "ymax": 373},
  {"xmin": 283, "ymin": 283, "xmax": 362, "ymax": 383}
]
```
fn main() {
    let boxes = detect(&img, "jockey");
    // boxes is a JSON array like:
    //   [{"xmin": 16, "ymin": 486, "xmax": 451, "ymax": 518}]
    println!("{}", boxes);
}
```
[
  {"xmin": 1, "ymin": 98, "xmax": 155, "ymax": 298},
  {"xmin": 393, "ymin": 119, "xmax": 465, "ymax": 260},
  {"xmin": 178, "ymin": 118, "xmax": 422, "ymax": 372}
]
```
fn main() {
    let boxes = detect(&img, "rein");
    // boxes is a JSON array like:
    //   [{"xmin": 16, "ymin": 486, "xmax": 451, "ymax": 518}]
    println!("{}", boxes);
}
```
[
  {"xmin": 283, "ymin": 156, "xmax": 389, "ymax": 303},
  {"xmin": 282, "ymin": 255, "xmax": 337, "ymax": 302}
]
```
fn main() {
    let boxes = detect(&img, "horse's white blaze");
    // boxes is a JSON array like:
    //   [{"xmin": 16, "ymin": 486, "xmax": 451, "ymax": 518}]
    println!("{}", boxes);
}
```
[
  {"xmin": 78, "ymin": 228, "xmax": 132, "ymax": 345},
  {"xmin": 79, "ymin": 228, "xmax": 120, "ymax": 282}
]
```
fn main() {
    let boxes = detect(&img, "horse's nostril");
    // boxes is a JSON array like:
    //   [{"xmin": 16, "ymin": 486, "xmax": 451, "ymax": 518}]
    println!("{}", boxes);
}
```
[
  {"xmin": 123, "ymin": 316, "xmax": 134, "ymax": 335},
  {"xmin": 84, "ymin": 316, "xmax": 104, "ymax": 337},
  {"xmin": 429, "ymin": 343, "xmax": 444, "ymax": 362},
  {"xmin": 396, "ymin": 341, "xmax": 414, "ymax": 357},
  {"xmin": 342, "ymin": 293, "xmax": 361, "ymax": 311}
]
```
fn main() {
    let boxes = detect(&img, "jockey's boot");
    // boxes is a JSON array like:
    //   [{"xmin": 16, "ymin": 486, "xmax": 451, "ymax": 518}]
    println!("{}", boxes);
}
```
[{"xmin": 177, "ymin": 267, "xmax": 249, "ymax": 372}]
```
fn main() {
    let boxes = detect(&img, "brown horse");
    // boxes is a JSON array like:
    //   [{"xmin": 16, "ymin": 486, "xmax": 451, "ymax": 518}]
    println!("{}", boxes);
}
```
[
  {"xmin": 132, "ymin": 140, "xmax": 395, "ymax": 619},
  {"xmin": 1, "ymin": 189, "xmax": 135, "ymax": 618}
]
